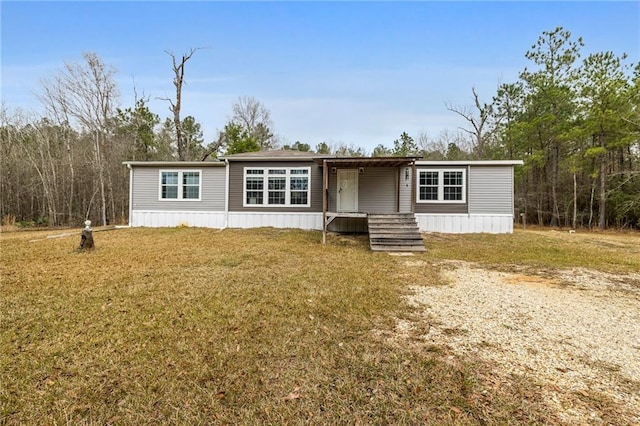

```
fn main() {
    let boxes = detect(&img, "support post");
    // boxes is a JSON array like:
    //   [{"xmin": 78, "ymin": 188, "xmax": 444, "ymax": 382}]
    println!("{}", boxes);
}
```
[{"xmin": 411, "ymin": 162, "xmax": 416, "ymax": 213}]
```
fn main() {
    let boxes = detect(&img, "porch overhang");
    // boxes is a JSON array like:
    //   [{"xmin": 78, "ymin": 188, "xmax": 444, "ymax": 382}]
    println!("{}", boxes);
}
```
[
  {"xmin": 313, "ymin": 156, "xmax": 418, "ymax": 169},
  {"xmin": 318, "ymin": 157, "xmax": 420, "ymax": 244}
]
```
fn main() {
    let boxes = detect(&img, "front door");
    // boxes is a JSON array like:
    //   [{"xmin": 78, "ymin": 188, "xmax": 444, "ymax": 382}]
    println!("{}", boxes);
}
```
[{"xmin": 337, "ymin": 169, "xmax": 358, "ymax": 212}]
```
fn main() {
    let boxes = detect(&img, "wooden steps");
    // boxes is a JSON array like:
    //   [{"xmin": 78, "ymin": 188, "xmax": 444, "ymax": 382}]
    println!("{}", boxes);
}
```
[{"xmin": 367, "ymin": 213, "xmax": 426, "ymax": 252}]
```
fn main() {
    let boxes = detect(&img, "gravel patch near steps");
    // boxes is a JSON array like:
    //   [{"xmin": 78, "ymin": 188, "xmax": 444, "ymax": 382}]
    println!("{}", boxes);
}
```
[{"xmin": 404, "ymin": 261, "xmax": 640, "ymax": 424}]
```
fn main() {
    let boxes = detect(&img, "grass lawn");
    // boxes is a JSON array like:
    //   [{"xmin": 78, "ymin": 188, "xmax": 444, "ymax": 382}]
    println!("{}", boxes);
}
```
[
  {"xmin": 2, "ymin": 227, "xmax": 638, "ymax": 424},
  {"xmin": 427, "ymin": 227, "xmax": 640, "ymax": 273}
]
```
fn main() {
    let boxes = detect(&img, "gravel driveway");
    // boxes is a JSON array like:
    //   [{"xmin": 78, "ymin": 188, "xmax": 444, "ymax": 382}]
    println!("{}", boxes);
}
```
[{"xmin": 402, "ymin": 261, "xmax": 640, "ymax": 424}]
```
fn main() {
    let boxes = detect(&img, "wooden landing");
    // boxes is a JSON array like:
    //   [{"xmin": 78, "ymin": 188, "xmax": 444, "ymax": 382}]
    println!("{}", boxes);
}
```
[{"xmin": 367, "ymin": 213, "xmax": 426, "ymax": 252}]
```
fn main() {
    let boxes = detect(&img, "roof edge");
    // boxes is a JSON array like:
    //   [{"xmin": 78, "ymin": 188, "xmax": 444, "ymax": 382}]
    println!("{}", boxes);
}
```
[
  {"xmin": 222, "ymin": 156, "xmax": 325, "ymax": 162},
  {"xmin": 122, "ymin": 159, "xmax": 524, "ymax": 167},
  {"xmin": 415, "ymin": 160, "xmax": 524, "ymax": 166},
  {"xmin": 220, "ymin": 149, "xmax": 331, "ymax": 161},
  {"xmin": 123, "ymin": 161, "xmax": 225, "ymax": 167}
]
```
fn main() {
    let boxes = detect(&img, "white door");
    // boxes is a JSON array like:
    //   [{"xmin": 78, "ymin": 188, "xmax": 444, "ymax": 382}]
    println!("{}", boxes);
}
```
[{"xmin": 337, "ymin": 169, "xmax": 358, "ymax": 212}]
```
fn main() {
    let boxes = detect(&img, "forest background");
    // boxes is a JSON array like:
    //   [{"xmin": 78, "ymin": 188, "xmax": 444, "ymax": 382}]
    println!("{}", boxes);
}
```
[{"xmin": 1, "ymin": 27, "xmax": 639, "ymax": 230}]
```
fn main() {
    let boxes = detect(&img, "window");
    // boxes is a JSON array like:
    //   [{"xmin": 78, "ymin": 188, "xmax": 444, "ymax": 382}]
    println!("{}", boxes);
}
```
[
  {"xmin": 443, "ymin": 171, "xmax": 464, "ymax": 201},
  {"xmin": 290, "ymin": 169, "xmax": 309, "ymax": 205},
  {"xmin": 243, "ymin": 167, "xmax": 311, "ymax": 207},
  {"xmin": 419, "ymin": 171, "xmax": 439, "ymax": 201},
  {"xmin": 245, "ymin": 169, "xmax": 264, "ymax": 205},
  {"xmin": 182, "ymin": 172, "xmax": 200, "ymax": 199},
  {"xmin": 161, "ymin": 171, "xmax": 179, "ymax": 199},
  {"xmin": 417, "ymin": 169, "xmax": 465, "ymax": 203},
  {"xmin": 159, "ymin": 170, "xmax": 201, "ymax": 201}
]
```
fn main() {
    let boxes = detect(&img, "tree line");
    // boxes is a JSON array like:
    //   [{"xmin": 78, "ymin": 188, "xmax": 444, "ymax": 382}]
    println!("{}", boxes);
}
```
[
  {"xmin": 1, "ymin": 27, "xmax": 638, "ymax": 230},
  {"xmin": 359, "ymin": 27, "xmax": 640, "ymax": 230},
  {"xmin": 0, "ymin": 51, "xmax": 278, "ymax": 228},
  {"xmin": 487, "ymin": 27, "xmax": 639, "ymax": 230}
]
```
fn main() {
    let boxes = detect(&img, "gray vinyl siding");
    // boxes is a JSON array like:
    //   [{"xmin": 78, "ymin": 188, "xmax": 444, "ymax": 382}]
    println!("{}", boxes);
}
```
[
  {"xmin": 228, "ymin": 161, "xmax": 323, "ymax": 212},
  {"xmin": 414, "ymin": 166, "xmax": 469, "ymax": 214},
  {"xmin": 415, "ymin": 203, "xmax": 468, "ymax": 214},
  {"xmin": 131, "ymin": 166, "xmax": 226, "ymax": 211},
  {"xmin": 468, "ymin": 166, "xmax": 514, "ymax": 215},
  {"xmin": 328, "ymin": 167, "xmax": 399, "ymax": 213},
  {"xmin": 399, "ymin": 166, "xmax": 413, "ymax": 212}
]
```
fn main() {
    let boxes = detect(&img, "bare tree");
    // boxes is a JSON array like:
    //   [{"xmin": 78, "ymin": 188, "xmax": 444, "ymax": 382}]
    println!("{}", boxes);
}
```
[
  {"xmin": 19, "ymin": 119, "xmax": 60, "ymax": 225},
  {"xmin": 231, "ymin": 96, "xmax": 276, "ymax": 150},
  {"xmin": 417, "ymin": 131, "xmax": 444, "ymax": 159},
  {"xmin": 160, "ymin": 48, "xmax": 201, "ymax": 161},
  {"xmin": 39, "ymin": 52, "xmax": 119, "ymax": 226},
  {"xmin": 38, "ymin": 77, "xmax": 77, "ymax": 224},
  {"xmin": 445, "ymin": 87, "xmax": 495, "ymax": 159},
  {"xmin": 200, "ymin": 131, "xmax": 227, "ymax": 161}
]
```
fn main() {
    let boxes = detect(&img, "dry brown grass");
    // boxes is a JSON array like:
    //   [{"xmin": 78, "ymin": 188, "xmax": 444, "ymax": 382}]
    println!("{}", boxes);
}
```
[
  {"xmin": 1, "ymin": 215, "xmax": 17, "ymax": 233},
  {"xmin": 0, "ymin": 227, "xmax": 563, "ymax": 424},
  {"xmin": 425, "ymin": 228, "xmax": 640, "ymax": 273}
]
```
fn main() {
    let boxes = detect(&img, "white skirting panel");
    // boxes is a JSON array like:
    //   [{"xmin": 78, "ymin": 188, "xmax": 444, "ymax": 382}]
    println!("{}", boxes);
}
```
[
  {"xmin": 131, "ymin": 210, "xmax": 226, "ymax": 228},
  {"xmin": 228, "ymin": 212, "xmax": 323, "ymax": 230},
  {"xmin": 415, "ymin": 214, "xmax": 514, "ymax": 234}
]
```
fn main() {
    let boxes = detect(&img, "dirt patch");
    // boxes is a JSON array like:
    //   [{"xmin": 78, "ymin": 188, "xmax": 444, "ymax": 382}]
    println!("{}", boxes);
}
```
[{"xmin": 401, "ymin": 261, "xmax": 640, "ymax": 424}]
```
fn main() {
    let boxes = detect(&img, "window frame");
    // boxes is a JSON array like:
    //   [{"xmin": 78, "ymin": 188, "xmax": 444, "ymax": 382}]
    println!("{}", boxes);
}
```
[
  {"xmin": 158, "ymin": 169, "xmax": 202, "ymax": 201},
  {"xmin": 243, "ymin": 167, "xmax": 311, "ymax": 208},
  {"xmin": 416, "ymin": 168, "xmax": 466, "ymax": 204}
]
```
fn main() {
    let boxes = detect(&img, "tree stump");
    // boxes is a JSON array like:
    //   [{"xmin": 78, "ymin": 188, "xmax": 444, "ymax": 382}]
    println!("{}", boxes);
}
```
[
  {"xmin": 80, "ymin": 229, "xmax": 94, "ymax": 250},
  {"xmin": 80, "ymin": 229, "xmax": 94, "ymax": 249}
]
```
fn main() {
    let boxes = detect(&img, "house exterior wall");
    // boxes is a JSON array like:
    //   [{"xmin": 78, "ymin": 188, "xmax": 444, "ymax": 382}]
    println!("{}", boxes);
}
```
[
  {"xmin": 228, "ymin": 212, "xmax": 322, "ymax": 230},
  {"xmin": 130, "ymin": 165, "xmax": 226, "ymax": 212},
  {"xmin": 468, "ymin": 166, "xmax": 514, "ymax": 214},
  {"xmin": 413, "ymin": 166, "xmax": 469, "ymax": 214},
  {"xmin": 327, "ymin": 167, "xmax": 399, "ymax": 213},
  {"xmin": 415, "ymin": 214, "xmax": 513, "ymax": 233},
  {"xmin": 228, "ymin": 161, "xmax": 323, "ymax": 212},
  {"xmin": 399, "ymin": 166, "xmax": 413, "ymax": 213},
  {"xmin": 129, "ymin": 164, "xmax": 226, "ymax": 228},
  {"xmin": 414, "ymin": 164, "xmax": 516, "ymax": 234},
  {"xmin": 126, "ymin": 159, "xmax": 519, "ymax": 234},
  {"xmin": 130, "ymin": 211, "xmax": 227, "ymax": 228}
]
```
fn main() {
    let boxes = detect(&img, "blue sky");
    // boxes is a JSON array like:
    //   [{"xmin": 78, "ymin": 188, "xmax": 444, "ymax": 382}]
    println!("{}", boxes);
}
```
[{"xmin": 2, "ymin": 1, "xmax": 639, "ymax": 152}]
